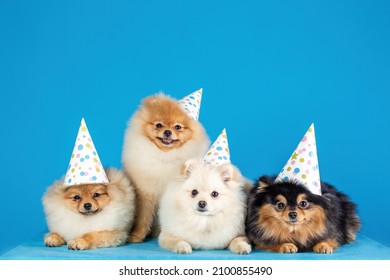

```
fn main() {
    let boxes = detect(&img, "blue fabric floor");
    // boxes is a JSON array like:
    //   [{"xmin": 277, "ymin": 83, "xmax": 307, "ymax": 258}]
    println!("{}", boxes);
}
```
[{"xmin": 1, "ymin": 233, "xmax": 389, "ymax": 260}]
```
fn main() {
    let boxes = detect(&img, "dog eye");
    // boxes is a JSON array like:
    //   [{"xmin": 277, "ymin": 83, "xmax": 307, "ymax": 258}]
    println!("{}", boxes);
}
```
[
  {"xmin": 191, "ymin": 190, "xmax": 198, "ymax": 197},
  {"xmin": 299, "ymin": 200, "xmax": 308, "ymax": 208},
  {"xmin": 276, "ymin": 202, "xmax": 285, "ymax": 210},
  {"xmin": 174, "ymin": 125, "xmax": 182, "ymax": 131},
  {"xmin": 156, "ymin": 123, "xmax": 163, "ymax": 129},
  {"xmin": 93, "ymin": 193, "xmax": 101, "ymax": 198},
  {"xmin": 73, "ymin": 195, "xmax": 81, "ymax": 201},
  {"xmin": 211, "ymin": 191, "xmax": 219, "ymax": 198}
]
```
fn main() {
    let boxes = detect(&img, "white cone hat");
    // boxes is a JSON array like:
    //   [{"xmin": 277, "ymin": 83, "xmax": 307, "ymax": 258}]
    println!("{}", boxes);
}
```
[
  {"xmin": 64, "ymin": 118, "xmax": 109, "ymax": 186},
  {"xmin": 178, "ymin": 88, "xmax": 202, "ymax": 120},
  {"xmin": 203, "ymin": 128, "xmax": 230, "ymax": 165},
  {"xmin": 275, "ymin": 123, "xmax": 321, "ymax": 195}
]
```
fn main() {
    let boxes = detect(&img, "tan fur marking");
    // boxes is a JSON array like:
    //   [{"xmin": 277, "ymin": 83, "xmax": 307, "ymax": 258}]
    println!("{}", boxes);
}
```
[
  {"xmin": 257, "ymin": 203, "xmax": 327, "ymax": 247},
  {"xmin": 128, "ymin": 191, "xmax": 159, "ymax": 243},
  {"xmin": 258, "ymin": 181, "xmax": 268, "ymax": 189},
  {"xmin": 297, "ymin": 193, "xmax": 308, "ymax": 203}
]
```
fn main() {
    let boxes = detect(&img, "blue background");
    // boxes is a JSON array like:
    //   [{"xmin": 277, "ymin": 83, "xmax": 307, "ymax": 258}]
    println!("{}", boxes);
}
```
[{"xmin": 0, "ymin": 0, "xmax": 389, "ymax": 255}]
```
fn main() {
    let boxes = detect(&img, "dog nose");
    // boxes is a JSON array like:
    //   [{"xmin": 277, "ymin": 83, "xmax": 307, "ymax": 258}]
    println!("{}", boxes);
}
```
[
  {"xmin": 84, "ymin": 203, "xmax": 92, "ymax": 210},
  {"xmin": 164, "ymin": 130, "xmax": 172, "ymax": 137},
  {"xmin": 198, "ymin": 201, "xmax": 207, "ymax": 208},
  {"xmin": 288, "ymin": 212, "xmax": 297, "ymax": 220}
]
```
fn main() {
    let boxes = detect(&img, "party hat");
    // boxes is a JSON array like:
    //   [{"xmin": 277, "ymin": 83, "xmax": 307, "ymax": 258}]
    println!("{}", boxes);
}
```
[
  {"xmin": 178, "ymin": 88, "xmax": 202, "ymax": 120},
  {"xmin": 275, "ymin": 123, "xmax": 321, "ymax": 195},
  {"xmin": 64, "ymin": 118, "xmax": 109, "ymax": 186},
  {"xmin": 203, "ymin": 128, "xmax": 230, "ymax": 165}
]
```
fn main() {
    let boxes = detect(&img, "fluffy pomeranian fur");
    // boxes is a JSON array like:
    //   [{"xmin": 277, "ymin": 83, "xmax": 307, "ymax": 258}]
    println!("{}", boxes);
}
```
[
  {"xmin": 122, "ymin": 93, "xmax": 210, "ymax": 243},
  {"xmin": 42, "ymin": 168, "xmax": 136, "ymax": 250},
  {"xmin": 245, "ymin": 175, "xmax": 361, "ymax": 254},
  {"xmin": 158, "ymin": 159, "xmax": 252, "ymax": 254}
]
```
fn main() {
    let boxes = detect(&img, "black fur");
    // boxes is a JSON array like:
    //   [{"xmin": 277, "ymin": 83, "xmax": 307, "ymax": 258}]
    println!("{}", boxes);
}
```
[{"xmin": 245, "ymin": 175, "xmax": 361, "ymax": 252}]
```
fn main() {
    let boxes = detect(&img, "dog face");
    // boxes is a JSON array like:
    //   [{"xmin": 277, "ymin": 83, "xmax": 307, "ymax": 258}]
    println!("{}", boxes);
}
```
[
  {"xmin": 175, "ymin": 159, "xmax": 242, "ymax": 217},
  {"xmin": 184, "ymin": 175, "xmax": 224, "ymax": 216},
  {"xmin": 260, "ymin": 190, "xmax": 322, "ymax": 227},
  {"xmin": 62, "ymin": 184, "xmax": 110, "ymax": 215},
  {"xmin": 246, "ymin": 176, "xmax": 361, "ymax": 253},
  {"xmin": 248, "ymin": 177, "xmax": 328, "ymax": 240},
  {"xmin": 138, "ymin": 94, "xmax": 196, "ymax": 151}
]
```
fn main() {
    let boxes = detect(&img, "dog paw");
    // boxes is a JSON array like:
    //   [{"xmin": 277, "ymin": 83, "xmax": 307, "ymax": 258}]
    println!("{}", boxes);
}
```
[
  {"xmin": 67, "ymin": 238, "xmax": 90, "ymax": 250},
  {"xmin": 279, "ymin": 243, "xmax": 298, "ymax": 253},
  {"xmin": 44, "ymin": 233, "xmax": 66, "ymax": 247},
  {"xmin": 128, "ymin": 234, "xmax": 144, "ymax": 243},
  {"xmin": 173, "ymin": 241, "xmax": 192, "ymax": 254},
  {"xmin": 230, "ymin": 241, "xmax": 252, "ymax": 254},
  {"xmin": 313, "ymin": 242, "xmax": 334, "ymax": 254}
]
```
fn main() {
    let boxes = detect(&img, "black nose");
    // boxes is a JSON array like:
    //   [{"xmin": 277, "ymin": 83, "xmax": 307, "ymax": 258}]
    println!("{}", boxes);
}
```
[
  {"xmin": 84, "ymin": 203, "xmax": 92, "ymax": 210},
  {"xmin": 288, "ymin": 212, "xmax": 297, "ymax": 220},
  {"xmin": 198, "ymin": 201, "xmax": 207, "ymax": 208},
  {"xmin": 164, "ymin": 130, "xmax": 172, "ymax": 137}
]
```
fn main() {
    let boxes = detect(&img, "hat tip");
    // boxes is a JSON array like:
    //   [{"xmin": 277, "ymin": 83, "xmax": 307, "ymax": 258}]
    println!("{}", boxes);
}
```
[{"xmin": 203, "ymin": 128, "xmax": 231, "ymax": 165}]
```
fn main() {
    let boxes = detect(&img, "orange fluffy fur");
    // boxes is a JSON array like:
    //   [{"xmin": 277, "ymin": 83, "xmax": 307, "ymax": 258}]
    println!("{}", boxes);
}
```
[
  {"xmin": 43, "ymin": 168, "xmax": 136, "ymax": 250},
  {"xmin": 122, "ymin": 93, "xmax": 210, "ymax": 243},
  {"xmin": 140, "ymin": 96, "xmax": 196, "ymax": 151}
]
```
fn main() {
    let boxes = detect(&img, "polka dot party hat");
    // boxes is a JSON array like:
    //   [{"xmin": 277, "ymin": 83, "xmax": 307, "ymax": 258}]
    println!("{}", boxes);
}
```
[
  {"xmin": 64, "ymin": 118, "xmax": 109, "ymax": 186},
  {"xmin": 177, "ymin": 88, "xmax": 202, "ymax": 120},
  {"xmin": 203, "ymin": 128, "xmax": 230, "ymax": 165},
  {"xmin": 275, "ymin": 123, "xmax": 321, "ymax": 195}
]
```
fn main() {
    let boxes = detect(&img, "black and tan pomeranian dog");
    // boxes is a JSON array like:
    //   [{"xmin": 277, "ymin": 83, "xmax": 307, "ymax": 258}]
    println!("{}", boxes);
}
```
[{"xmin": 246, "ymin": 175, "xmax": 361, "ymax": 254}]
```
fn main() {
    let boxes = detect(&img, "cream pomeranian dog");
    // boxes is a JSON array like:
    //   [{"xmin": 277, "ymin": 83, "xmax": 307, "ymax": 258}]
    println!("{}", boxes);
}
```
[
  {"xmin": 158, "ymin": 159, "xmax": 252, "ymax": 254},
  {"xmin": 122, "ymin": 93, "xmax": 210, "ymax": 243},
  {"xmin": 42, "ymin": 168, "xmax": 136, "ymax": 250}
]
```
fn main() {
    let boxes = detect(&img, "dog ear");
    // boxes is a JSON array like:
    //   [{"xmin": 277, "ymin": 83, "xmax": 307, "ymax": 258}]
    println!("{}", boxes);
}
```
[
  {"xmin": 182, "ymin": 159, "xmax": 200, "ymax": 178},
  {"xmin": 256, "ymin": 175, "xmax": 271, "ymax": 192},
  {"xmin": 217, "ymin": 163, "xmax": 237, "ymax": 182}
]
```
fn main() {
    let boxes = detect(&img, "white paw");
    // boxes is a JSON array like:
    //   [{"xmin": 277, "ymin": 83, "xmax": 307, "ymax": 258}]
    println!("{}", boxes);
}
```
[
  {"xmin": 67, "ymin": 238, "xmax": 90, "ymax": 250},
  {"xmin": 173, "ymin": 241, "xmax": 192, "ymax": 254},
  {"xmin": 230, "ymin": 241, "xmax": 252, "ymax": 254}
]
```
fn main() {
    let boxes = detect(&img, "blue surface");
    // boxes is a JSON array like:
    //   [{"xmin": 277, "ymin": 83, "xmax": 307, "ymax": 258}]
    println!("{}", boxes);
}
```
[
  {"xmin": 0, "ymin": 0, "xmax": 389, "ymax": 255},
  {"xmin": 1, "ymin": 234, "xmax": 389, "ymax": 260}
]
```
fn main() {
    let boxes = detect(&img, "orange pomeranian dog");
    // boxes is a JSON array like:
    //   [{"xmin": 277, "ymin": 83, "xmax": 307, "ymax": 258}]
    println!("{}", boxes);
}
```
[
  {"xmin": 122, "ymin": 93, "xmax": 210, "ymax": 243},
  {"xmin": 42, "ymin": 168, "xmax": 136, "ymax": 250}
]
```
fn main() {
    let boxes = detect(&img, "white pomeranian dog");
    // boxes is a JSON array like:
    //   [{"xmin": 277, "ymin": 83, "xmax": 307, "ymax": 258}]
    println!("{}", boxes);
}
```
[{"xmin": 158, "ymin": 159, "xmax": 252, "ymax": 254}]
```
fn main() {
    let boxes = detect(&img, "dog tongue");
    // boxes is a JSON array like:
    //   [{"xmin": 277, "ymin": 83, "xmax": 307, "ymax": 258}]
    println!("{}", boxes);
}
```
[{"xmin": 163, "ymin": 138, "xmax": 173, "ymax": 144}]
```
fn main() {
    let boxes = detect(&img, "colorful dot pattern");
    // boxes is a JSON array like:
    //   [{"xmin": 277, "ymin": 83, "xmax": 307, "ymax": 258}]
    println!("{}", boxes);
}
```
[
  {"xmin": 178, "ymin": 88, "xmax": 202, "ymax": 120},
  {"xmin": 64, "ymin": 118, "xmax": 109, "ymax": 186},
  {"xmin": 203, "ymin": 128, "xmax": 231, "ymax": 165},
  {"xmin": 275, "ymin": 123, "xmax": 321, "ymax": 195}
]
